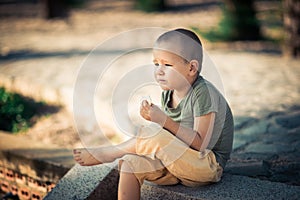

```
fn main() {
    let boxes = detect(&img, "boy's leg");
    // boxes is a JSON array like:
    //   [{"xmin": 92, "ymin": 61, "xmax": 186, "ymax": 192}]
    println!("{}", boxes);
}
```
[
  {"xmin": 118, "ymin": 155, "xmax": 178, "ymax": 200},
  {"xmin": 118, "ymin": 161, "xmax": 140, "ymax": 200},
  {"xmin": 119, "ymin": 154, "xmax": 179, "ymax": 186},
  {"xmin": 136, "ymin": 127, "xmax": 223, "ymax": 186},
  {"xmin": 73, "ymin": 138, "xmax": 137, "ymax": 166}
]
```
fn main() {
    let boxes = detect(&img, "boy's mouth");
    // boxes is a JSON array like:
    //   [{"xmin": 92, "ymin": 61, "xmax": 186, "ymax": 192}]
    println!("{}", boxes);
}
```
[{"xmin": 157, "ymin": 79, "xmax": 167, "ymax": 84}]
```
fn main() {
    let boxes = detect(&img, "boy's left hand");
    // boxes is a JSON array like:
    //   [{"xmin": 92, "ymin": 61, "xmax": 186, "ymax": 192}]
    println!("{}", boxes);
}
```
[{"xmin": 140, "ymin": 100, "xmax": 167, "ymax": 126}]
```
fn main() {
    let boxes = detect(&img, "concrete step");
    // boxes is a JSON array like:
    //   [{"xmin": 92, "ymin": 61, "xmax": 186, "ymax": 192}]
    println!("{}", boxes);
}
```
[
  {"xmin": 44, "ymin": 162, "xmax": 120, "ymax": 200},
  {"xmin": 141, "ymin": 175, "xmax": 300, "ymax": 200},
  {"xmin": 45, "ymin": 163, "xmax": 300, "ymax": 200}
]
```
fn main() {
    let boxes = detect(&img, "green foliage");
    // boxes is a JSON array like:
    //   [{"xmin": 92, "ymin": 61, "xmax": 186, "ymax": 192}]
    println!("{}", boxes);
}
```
[
  {"xmin": 195, "ymin": 0, "xmax": 262, "ymax": 42},
  {"xmin": 134, "ymin": 0, "xmax": 166, "ymax": 12},
  {"xmin": 66, "ymin": 0, "xmax": 85, "ymax": 8},
  {"xmin": 221, "ymin": 2, "xmax": 261, "ymax": 40},
  {"xmin": 0, "ymin": 87, "xmax": 45, "ymax": 133},
  {"xmin": 192, "ymin": 27, "xmax": 226, "ymax": 42}
]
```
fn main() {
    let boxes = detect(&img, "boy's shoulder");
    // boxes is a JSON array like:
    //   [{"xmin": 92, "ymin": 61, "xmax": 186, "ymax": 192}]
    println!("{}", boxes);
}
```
[
  {"xmin": 191, "ymin": 76, "xmax": 211, "ymax": 91},
  {"xmin": 191, "ymin": 76, "xmax": 224, "ymax": 99}
]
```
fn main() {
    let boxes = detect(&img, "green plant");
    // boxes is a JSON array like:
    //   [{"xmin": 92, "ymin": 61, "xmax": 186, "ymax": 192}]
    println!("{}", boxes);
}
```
[
  {"xmin": 66, "ymin": 0, "xmax": 85, "ymax": 8},
  {"xmin": 0, "ymin": 87, "xmax": 48, "ymax": 133},
  {"xmin": 194, "ymin": 0, "xmax": 262, "ymax": 42},
  {"xmin": 134, "ymin": 0, "xmax": 166, "ymax": 12}
]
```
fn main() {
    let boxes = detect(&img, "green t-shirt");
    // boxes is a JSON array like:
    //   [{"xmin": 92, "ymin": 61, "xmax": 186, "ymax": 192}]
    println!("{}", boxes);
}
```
[{"xmin": 161, "ymin": 76, "xmax": 234, "ymax": 168}]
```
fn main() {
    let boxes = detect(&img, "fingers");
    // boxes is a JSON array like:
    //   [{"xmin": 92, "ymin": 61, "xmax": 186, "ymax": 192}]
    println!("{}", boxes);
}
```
[
  {"xmin": 141, "ymin": 100, "xmax": 151, "ymax": 108},
  {"xmin": 140, "ymin": 100, "xmax": 150, "ymax": 112},
  {"xmin": 140, "ymin": 100, "xmax": 153, "ymax": 114}
]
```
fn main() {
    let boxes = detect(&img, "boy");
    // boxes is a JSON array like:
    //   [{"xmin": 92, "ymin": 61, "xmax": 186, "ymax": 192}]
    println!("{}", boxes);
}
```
[{"xmin": 73, "ymin": 28, "xmax": 234, "ymax": 200}]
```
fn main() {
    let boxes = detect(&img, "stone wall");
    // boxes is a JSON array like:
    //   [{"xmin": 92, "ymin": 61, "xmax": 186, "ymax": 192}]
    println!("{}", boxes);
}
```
[{"xmin": 0, "ymin": 148, "xmax": 71, "ymax": 199}]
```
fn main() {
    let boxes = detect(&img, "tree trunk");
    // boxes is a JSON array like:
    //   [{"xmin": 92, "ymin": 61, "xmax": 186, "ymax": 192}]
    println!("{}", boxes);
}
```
[
  {"xmin": 220, "ymin": 0, "xmax": 261, "ymax": 40},
  {"xmin": 283, "ymin": 0, "xmax": 300, "ymax": 58},
  {"xmin": 44, "ymin": 0, "xmax": 69, "ymax": 19}
]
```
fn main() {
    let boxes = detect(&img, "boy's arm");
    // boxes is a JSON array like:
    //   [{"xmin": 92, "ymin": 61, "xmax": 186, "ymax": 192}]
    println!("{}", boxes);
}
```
[
  {"xmin": 140, "ymin": 100, "xmax": 215, "ymax": 151},
  {"xmin": 163, "ymin": 112, "xmax": 215, "ymax": 151}
]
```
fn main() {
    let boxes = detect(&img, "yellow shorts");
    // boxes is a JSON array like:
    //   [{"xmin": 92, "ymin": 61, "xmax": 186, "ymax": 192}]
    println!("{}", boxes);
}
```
[{"xmin": 119, "ymin": 127, "xmax": 223, "ymax": 187}]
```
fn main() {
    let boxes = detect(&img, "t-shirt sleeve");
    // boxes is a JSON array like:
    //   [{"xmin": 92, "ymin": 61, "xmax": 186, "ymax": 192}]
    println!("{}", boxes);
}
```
[{"xmin": 193, "ymin": 82, "xmax": 219, "ymax": 117}]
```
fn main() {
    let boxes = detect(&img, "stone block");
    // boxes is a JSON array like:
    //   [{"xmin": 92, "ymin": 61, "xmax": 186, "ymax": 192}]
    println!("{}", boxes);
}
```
[
  {"xmin": 275, "ymin": 111, "xmax": 300, "ymax": 129},
  {"xmin": 245, "ymin": 142, "xmax": 296, "ymax": 154},
  {"xmin": 233, "ymin": 120, "xmax": 270, "ymax": 150},
  {"xmin": 267, "ymin": 123, "xmax": 287, "ymax": 135},
  {"xmin": 141, "ymin": 174, "xmax": 300, "ymax": 200},
  {"xmin": 234, "ymin": 116, "xmax": 257, "ymax": 130},
  {"xmin": 225, "ymin": 161, "xmax": 270, "ymax": 177},
  {"xmin": 46, "ymin": 164, "xmax": 300, "ymax": 200},
  {"xmin": 232, "ymin": 137, "xmax": 248, "ymax": 150},
  {"xmin": 44, "ymin": 162, "xmax": 118, "ymax": 200},
  {"xmin": 240, "ymin": 120, "xmax": 269, "ymax": 136}
]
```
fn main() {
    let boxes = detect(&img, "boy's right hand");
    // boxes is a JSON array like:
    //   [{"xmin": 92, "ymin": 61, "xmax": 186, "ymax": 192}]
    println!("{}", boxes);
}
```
[
  {"xmin": 140, "ymin": 100, "xmax": 167, "ymax": 126},
  {"xmin": 140, "ymin": 100, "xmax": 152, "ymax": 121}
]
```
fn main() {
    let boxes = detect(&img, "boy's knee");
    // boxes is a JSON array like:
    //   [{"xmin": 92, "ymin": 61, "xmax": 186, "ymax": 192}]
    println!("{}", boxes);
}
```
[
  {"xmin": 138, "ymin": 126, "xmax": 172, "ymax": 146},
  {"xmin": 119, "ymin": 154, "xmax": 164, "ymax": 174},
  {"xmin": 119, "ymin": 159, "xmax": 134, "ymax": 174},
  {"xmin": 119, "ymin": 154, "xmax": 138, "ymax": 173},
  {"xmin": 136, "ymin": 127, "xmax": 180, "ymax": 157}
]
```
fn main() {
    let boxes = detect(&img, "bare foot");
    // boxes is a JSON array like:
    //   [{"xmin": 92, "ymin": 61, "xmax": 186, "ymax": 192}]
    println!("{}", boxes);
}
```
[
  {"xmin": 73, "ymin": 138, "xmax": 137, "ymax": 166},
  {"xmin": 73, "ymin": 148, "xmax": 103, "ymax": 166}
]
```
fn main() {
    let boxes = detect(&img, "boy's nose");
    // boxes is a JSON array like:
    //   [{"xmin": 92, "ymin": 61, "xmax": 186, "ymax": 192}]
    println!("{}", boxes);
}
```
[{"xmin": 155, "ymin": 65, "xmax": 165, "ymax": 75}]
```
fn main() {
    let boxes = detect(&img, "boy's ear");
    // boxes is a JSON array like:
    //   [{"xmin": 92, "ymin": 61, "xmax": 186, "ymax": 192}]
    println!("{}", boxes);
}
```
[{"xmin": 189, "ymin": 60, "xmax": 199, "ymax": 76}]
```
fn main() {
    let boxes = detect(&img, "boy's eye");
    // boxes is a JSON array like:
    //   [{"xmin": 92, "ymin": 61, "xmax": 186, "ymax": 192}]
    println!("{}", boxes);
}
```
[{"xmin": 153, "ymin": 63, "xmax": 173, "ymax": 67}]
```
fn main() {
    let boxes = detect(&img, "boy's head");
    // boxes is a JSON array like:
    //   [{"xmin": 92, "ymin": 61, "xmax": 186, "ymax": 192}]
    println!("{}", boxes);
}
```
[{"xmin": 154, "ymin": 28, "xmax": 203, "ymax": 73}]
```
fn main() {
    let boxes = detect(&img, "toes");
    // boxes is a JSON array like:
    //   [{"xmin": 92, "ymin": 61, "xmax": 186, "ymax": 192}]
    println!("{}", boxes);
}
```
[
  {"xmin": 72, "ymin": 148, "xmax": 101, "ymax": 166},
  {"xmin": 74, "ymin": 155, "xmax": 83, "ymax": 163},
  {"xmin": 74, "ymin": 154, "xmax": 80, "ymax": 159},
  {"xmin": 73, "ymin": 155, "xmax": 80, "ymax": 162},
  {"xmin": 79, "ymin": 162, "xmax": 85, "ymax": 166},
  {"xmin": 73, "ymin": 149, "xmax": 82, "ymax": 154}
]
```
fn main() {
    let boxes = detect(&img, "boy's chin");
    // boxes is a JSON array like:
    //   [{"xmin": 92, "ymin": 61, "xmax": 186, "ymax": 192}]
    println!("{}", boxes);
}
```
[{"xmin": 160, "ymin": 86, "xmax": 171, "ymax": 91}]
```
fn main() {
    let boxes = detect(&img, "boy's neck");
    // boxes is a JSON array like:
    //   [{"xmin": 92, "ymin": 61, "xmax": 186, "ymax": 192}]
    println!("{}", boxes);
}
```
[
  {"xmin": 174, "ymin": 75, "xmax": 198, "ymax": 98},
  {"xmin": 172, "ymin": 75, "xmax": 199, "ymax": 101}
]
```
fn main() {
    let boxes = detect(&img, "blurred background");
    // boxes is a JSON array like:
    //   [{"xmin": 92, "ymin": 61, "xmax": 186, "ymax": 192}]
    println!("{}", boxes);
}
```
[
  {"xmin": 0, "ymin": 0, "xmax": 298, "ymax": 55},
  {"xmin": 0, "ymin": 0, "xmax": 300, "ymax": 199},
  {"xmin": 1, "ymin": 0, "xmax": 299, "ymax": 145}
]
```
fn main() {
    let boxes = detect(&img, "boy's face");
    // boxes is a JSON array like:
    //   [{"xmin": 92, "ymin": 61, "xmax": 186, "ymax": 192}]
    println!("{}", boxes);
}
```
[{"xmin": 152, "ymin": 50, "xmax": 191, "ymax": 91}]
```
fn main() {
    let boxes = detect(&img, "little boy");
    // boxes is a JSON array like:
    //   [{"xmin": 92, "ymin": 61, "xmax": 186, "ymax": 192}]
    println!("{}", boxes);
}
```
[{"xmin": 73, "ymin": 28, "xmax": 234, "ymax": 200}]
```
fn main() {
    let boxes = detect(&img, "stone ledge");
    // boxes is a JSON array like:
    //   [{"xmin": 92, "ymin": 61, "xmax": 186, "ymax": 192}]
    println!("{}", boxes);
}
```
[
  {"xmin": 141, "ymin": 175, "xmax": 300, "ymax": 200},
  {"xmin": 44, "ymin": 162, "xmax": 119, "ymax": 200},
  {"xmin": 45, "ymin": 163, "xmax": 300, "ymax": 200}
]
